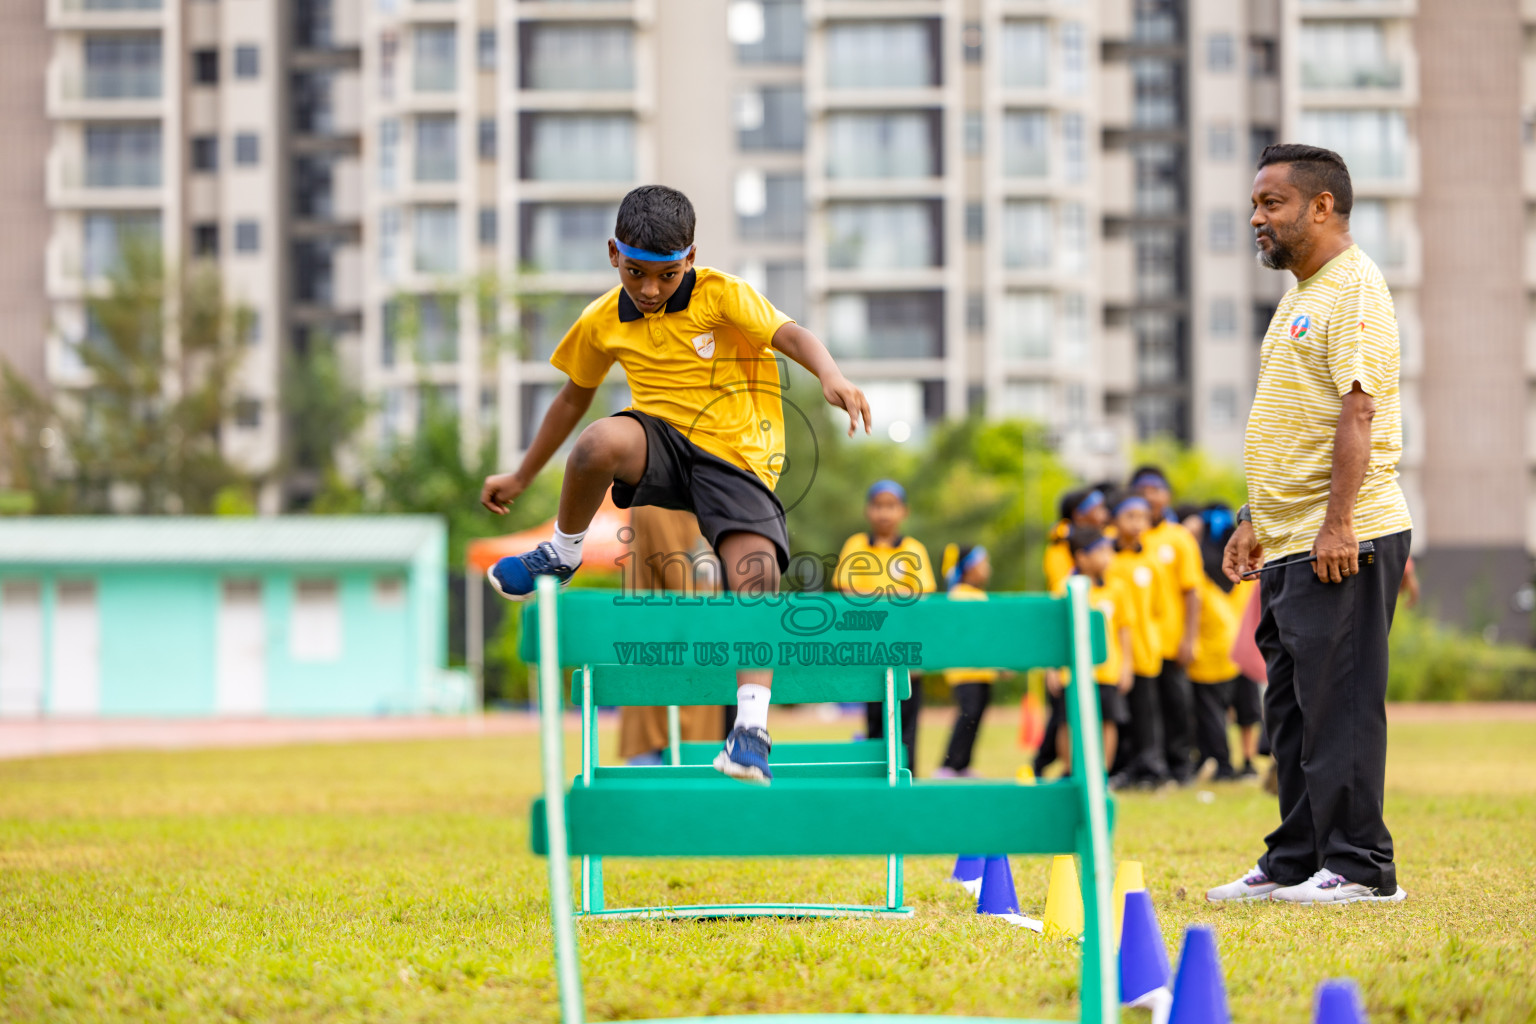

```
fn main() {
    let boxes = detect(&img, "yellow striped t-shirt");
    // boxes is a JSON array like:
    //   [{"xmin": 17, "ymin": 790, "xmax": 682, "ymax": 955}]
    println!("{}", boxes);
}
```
[{"xmin": 1245, "ymin": 245, "xmax": 1412, "ymax": 560}]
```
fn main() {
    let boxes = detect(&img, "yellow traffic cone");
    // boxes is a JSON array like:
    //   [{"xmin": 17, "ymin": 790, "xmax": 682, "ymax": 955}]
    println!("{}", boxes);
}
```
[
  {"xmin": 1015, "ymin": 764, "xmax": 1036, "ymax": 785},
  {"xmin": 1042, "ymin": 854, "xmax": 1084, "ymax": 939},
  {"xmin": 1111, "ymin": 860, "xmax": 1145, "ymax": 946}
]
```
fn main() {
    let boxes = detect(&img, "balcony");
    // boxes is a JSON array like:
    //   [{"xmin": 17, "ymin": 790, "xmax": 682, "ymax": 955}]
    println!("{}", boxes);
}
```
[
  {"xmin": 1300, "ymin": 54, "xmax": 1417, "ymax": 106},
  {"xmin": 48, "ymin": 0, "xmax": 163, "ymax": 29},
  {"xmin": 46, "ymin": 149, "xmax": 164, "ymax": 209},
  {"xmin": 1296, "ymin": 0, "xmax": 1416, "ymax": 18},
  {"xmin": 47, "ymin": 61, "xmax": 163, "ymax": 119}
]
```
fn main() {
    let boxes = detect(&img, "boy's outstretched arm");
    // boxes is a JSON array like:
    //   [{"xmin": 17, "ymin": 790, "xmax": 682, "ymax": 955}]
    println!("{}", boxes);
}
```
[
  {"xmin": 480, "ymin": 380, "xmax": 597, "ymax": 514},
  {"xmin": 770, "ymin": 322, "xmax": 872, "ymax": 437}
]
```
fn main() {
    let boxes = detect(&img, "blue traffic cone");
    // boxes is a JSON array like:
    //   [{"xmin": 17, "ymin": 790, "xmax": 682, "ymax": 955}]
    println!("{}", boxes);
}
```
[
  {"xmin": 1119, "ymin": 890, "xmax": 1172, "ymax": 1021},
  {"xmin": 1314, "ymin": 979, "xmax": 1367, "ymax": 1024},
  {"xmin": 1169, "ymin": 925, "xmax": 1230, "ymax": 1024},
  {"xmin": 976, "ymin": 855, "xmax": 1019, "ymax": 915},
  {"xmin": 951, "ymin": 855, "xmax": 986, "ymax": 897}
]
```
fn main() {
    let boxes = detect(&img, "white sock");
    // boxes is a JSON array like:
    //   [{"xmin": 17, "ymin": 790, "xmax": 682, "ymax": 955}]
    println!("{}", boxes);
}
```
[
  {"xmin": 550, "ymin": 527, "xmax": 585, "ymax": 568},
  {"xmin": 735, "ymin": 683, "xmax": 771, "ymax": 732}
]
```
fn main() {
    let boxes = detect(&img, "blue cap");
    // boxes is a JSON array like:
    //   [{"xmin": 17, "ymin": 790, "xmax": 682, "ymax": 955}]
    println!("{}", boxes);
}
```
[{"xmin": 867, "ymin": 479, "xmax": 907, "ymax": 503}]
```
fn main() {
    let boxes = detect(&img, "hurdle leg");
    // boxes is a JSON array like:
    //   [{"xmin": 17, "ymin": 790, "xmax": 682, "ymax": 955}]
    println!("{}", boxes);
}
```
[
  {"xmin": 579, "ymin": 667, "xmax": 604, "ymax": 913},
  {"xmin": 884, "ymin": 668, "xmax": 903, "ymax": 911},
  {"xmin": 666, "ymin": 705, "xmax": 682, "ymax": 766},
  {"xmin": 536, "ymin": 578, "xmax": 585, "ymax": 1024}
]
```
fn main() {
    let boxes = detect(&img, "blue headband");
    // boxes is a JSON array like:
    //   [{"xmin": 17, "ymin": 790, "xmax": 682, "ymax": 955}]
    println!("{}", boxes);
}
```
[
  {"xmin": 1075, "ymin": 489, "xmax": 1105, "ymax": 516},
  {"xmin": 946, "ymin": 546, "xmax": 988, "ymax": 589},
  {"xmin": 867, "ymin": 479, "xmax": 907, "ymax": 503},
  {"xmin": 1076, "ymin": 536, "xmax": 1115, "ymax": 557},
  {"xmin": 1131, "ymin": 470, "xmax": 1168, "ymax": 489},
  {"xmin": 1113, "ymin": 495, "xmax": 1150, "ymax": 516},
  {"xmin": 612, "ymin": 237, "xmax": 693, "ymax": 263}
]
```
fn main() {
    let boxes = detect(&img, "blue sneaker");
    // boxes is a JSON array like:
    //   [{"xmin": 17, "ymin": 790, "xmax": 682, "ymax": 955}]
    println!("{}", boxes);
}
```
[
  {"xmin": 712, "ymin": 726, "xmax": 773, "ymax": 786},
  {"xmin": 487, "ymin": 541, "xmax": 576, "ymax": 600}
]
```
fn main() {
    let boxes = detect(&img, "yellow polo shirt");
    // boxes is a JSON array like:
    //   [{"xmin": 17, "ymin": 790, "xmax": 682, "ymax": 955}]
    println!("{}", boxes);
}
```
[
  {"xmin": 550, "ymin": 267, "xmax": 794, "ymax": 490},
  {"xmin": 833, "ymin": 533, "xmax": 937, "ymax": 600},
  {"xmin": 1107, "ymin": 543, "xmax": 1165, "ymax": 678},
  {"xmin": 1245, "ymin": 245, "xmax": 1412, "ymax": 559},
  {"xmin": 1143, "ymin": 519, "xmax": 1202, "ymax": 660},
  {"xmin": 1055, "ymin": 574, "xmax": 1135, "ymax": 686},
  {"xmin": 1188, "ymin": 578, "xmax": 1256, "ymax": 684}
]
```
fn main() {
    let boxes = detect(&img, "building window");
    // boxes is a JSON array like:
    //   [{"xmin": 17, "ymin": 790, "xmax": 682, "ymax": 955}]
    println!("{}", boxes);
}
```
[
  {"xmin": 290, "ymin": 579, "xmax": 341, "ymax": 662},
  {"xmin": 825, "ymin": 20, "xmax": 938, "ymax": 89},
  {"xmin": 1210, "ymin": 386, "xmax": 1238, "ymax": 428},
  {"xmin": 477, "ymin": 27, "xmax": 496, "ymax": 71},
  {"xmin": 1003, "ymin": 200, "xmax": 1052, "ymax": 269},
  {"xmin": 521, "ymin": 202, "xmax": 618, "ymax": 272},
  {"xmin": 962, "ymin": 22, "xmax": 983, "ymax": 64},
  {"xmin": 826, "ymin": 111, "xmax": 939, "ymax": 179},
  {"xmin": 765, "ymin": 260, "xmax": 805, "ymax": 321},
  {"xmin": 824, "ymin": 291, "xmax": 944, "ymax": 359},
  {"xmin": 1135, "ymin": 228, "xmax": 1182, "ymax": 299},
  {"xmin": 191, "ymin": 134, "xmax": 217, "ymax": 172},
  {"xmin": 234, "ymin": 397, "xmax": 261, "ymax": 428},
  {"xmin": 83, "ymin": 211, "xmax": 160, "ymax": 278},
  {"xmin": 736, "ymin": 86, "xmax": 805, "ymax": 151},
  {"xmin": 383, "ymin": 294, "xmax": 459, "ymax": 365},
  {"xmin": 1211, "ymin": 297, "xmax": 1238, "ymax": 337},
  {"xmin": 233, "ymin": 44, "xmax": 259, "ymax": 79},
  {"xmin": 1001, "ymin": 21, "xmax": 1048, "ymax": 89},
  {"xmin": 1250, "ymin": 126, "xmax": 1278, "ymax": 165},
  {"xmin": 1207, "ymin": 122, "xmax": 1235, "ymax": 161},
  {"xmin": 737, "ymin": 172, "xmax": 805, "ymax": 242},
  {"xmin": 521, "ymin": 113, "xmax": 636, "ymax": 181},
  {"xmin": 736, "ymin": 0, "xmax": 804, "ymax": 64},
  {"xmin": 965, "ymin": 202, "xmax": 984, "ymax": 243},
  {"xmin": 413, "ymin": 205, "xmax": 459, "ymax": 274},
  {"xmin": 82, "ymin": 35, "xmax": 161, "ymax": 99},
  {"xmin": 234, "ymin": 220, "xmax": 260, "ymax": 253},
  {"xmin": 1002, "ymin": 381, "xmax": 1053, "ymax": 423},
  {"xmin": 1002, "ymin": 111, "xmax": 1049, "ymax": 178},
  {"xmin": 193, "ymin": 48, "xmax": 219, "ymax": 85},
  {"xmin": 478, "ymin": 206, "xmax": 497, "ymax": 246},
  {"xmin": 192, "ymin": 222, "xmax": 219, "ymax": 258},
  {"xmin": 85, "ymin": 124, "xmax": 161, "ymax": 188},
  {"xmin": 1061, "ymin": 22, "xmax": 1086, "ymax": 95},
  {"xmin": 964, "ymin": 111, "xmax": 983, "ymax": 156},
  {"xmin": 378, "ymin": 117, "xmax": 399, "ymax": 191},
  {"xmin": 1206, "ymin": 32, "xmax": 1235, "ymax": 73},
  {"xmin": 413, "ymin": 25, "xmax": 457, "ymax": 92},
  {"xmin": 1133, "ymin": 142, "xmax": 1182, "ymax": 214},
  {"xmin": 1132, "ymin": 57, "xmax": 1182, "ymax": 128},
  {"xmin": 1059, "ymin": 203, "xmax": 1087, "ymax": 273},
  {"xmin": 292, "ymin": 69, "xmax": 336, "ymax": 135},
  {"xmin": 1249, "ymin": 38, "xmax": 1278, "ymax": 78},
  {"xmin": 1300, "ymin": 22, "xmax": 1399, "ymax": 90},
  {"xmin": 1062, "ymin": 112, "xmax": 1086, "ymax": 182},
  {"xmin": 1298, "ymin": 110, "xmax": 1407, "ymax": 179},
  {"xmin": 826, "ymin": 201, "xmax": 941, "ymax": 271},
  {"xmin": 1208, "ymin": 209, "xmax": 1236, "ymax": 252},
  {"xmin": 414, "ymin": 115, "xmax": 458, "ymax": 182},
  {"xmin": 1062, "ymin": 293, "xmax": 1088, "ymax": 365},
  {"xmin": 966, "ymin": 293, "xmax": 985, "ymax": 332},
  {"xmin": 456, "ymin": 114, "xmax": 486, "ymax": 165},
  {"xmin": 1134, "ymin": 310, "xmax": 1184, "ymax": 387},
  {"xmin": 234, "ymin": 132, "xmax": 259, "ymax": 166},
  {"xmin": 1134, "ymin": 0, "xmax": 1181, "ymax": 45},
  {"xmin": 520, "ymin": 22, "xmax": 635, "ymax": 90}
]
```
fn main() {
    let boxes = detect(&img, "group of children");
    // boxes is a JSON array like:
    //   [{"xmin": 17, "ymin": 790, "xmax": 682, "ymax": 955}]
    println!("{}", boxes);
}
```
[
  {"xmin": 476, "ymin": 181, "xmax": 1261, "ymax": 785},
  {"xmin": 1035, "ymin": 473, "xmax": 1265, "ymax": 788}
]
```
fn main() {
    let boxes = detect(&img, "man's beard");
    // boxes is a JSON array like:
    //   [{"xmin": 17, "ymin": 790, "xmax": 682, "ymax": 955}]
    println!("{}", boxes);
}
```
[{"xmin": 1255, "ymin": 225, "xmax": 1303, "ymax": 270}]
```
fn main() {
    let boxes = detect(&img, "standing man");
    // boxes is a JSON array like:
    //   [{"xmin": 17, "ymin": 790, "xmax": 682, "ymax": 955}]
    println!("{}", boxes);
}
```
[{"xmin": 1209, "ymin": 144, "xmax": 1412, "ymax": 905}]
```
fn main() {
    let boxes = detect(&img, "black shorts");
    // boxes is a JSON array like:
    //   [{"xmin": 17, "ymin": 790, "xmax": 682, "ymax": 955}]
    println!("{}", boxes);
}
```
[
  {"xmin": 610, "ymin": 410, "xmax": 790, "ymax": 572},
  {"xmin": 1231, "ymin": 675, "xmax": 1263, "ymax": 726}
]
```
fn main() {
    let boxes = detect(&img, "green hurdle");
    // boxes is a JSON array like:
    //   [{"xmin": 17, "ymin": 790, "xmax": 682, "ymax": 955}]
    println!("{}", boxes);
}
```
[{"xmin": 528, "ymin": 577, "xmax": 1118, "ymax": 1024}]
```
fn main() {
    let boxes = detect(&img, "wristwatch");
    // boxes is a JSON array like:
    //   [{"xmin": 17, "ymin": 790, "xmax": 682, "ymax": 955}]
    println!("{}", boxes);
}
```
[{"xmin": 1236, "ymin": 504, "xmax": 1252, "ymax": 525}]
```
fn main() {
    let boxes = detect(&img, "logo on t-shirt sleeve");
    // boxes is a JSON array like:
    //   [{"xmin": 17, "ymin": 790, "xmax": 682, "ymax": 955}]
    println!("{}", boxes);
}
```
[{"xmin": 691, "ymin": 332, "xmax": 716, "ymax": 359}]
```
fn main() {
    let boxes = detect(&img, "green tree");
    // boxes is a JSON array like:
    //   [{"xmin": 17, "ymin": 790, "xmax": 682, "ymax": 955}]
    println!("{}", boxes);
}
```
[{"xmin": 0, "ymin": 238, "xmax": 251, "ymax": 514}]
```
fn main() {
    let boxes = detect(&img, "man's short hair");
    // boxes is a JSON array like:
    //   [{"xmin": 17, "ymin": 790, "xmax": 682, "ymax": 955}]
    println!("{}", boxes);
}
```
[
  {"xmin": 1257, "ymin": 143, "xmax": 1353, "ymax": 218},
  {"xmin": 615, "ymin": 185, "xmax": 696, "ymax": 255}
]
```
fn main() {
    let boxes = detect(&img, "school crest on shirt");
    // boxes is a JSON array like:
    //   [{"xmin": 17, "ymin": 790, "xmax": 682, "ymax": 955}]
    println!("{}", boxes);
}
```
[
  {"xmin": 1133, "ymin": 565, "xmax": 1154, "ymax": 587},
  {"xmin": 1289, "ymin": 314, "xmax": 1311, "ymax": 340},
  {"xmin": 691, "ymin": 332, "xmax": 716, "ymax": 359},
  {"xmin": 1158, "ymin": 544, "xmax": 1176, "ymax": 565}
]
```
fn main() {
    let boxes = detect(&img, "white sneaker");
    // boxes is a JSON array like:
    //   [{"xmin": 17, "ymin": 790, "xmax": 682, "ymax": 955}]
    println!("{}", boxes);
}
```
[
  {"xmin": 1205, "ymin": 865, "xmax": 1282, "ymax": 902},
  {"xmin": 1271, "ymin": 868, "xmax": 1407, "ymax": 905}
]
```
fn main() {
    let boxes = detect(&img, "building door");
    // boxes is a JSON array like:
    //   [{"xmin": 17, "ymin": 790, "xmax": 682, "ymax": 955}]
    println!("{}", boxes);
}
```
[
  {"xmin": 216, "ymin": 579, "xmax": 266, "ymax": 715},
  {"xmin": 0, "ymin": 581, "xmax": 44, "ymax": 716},
  {"xmin": 50, "ymin": 581, "xmax": 100, "ymax": 715}
]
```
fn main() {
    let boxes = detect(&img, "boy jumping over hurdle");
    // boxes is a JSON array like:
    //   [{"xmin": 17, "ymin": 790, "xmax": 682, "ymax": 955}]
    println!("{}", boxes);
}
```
[{"xmin": 477, "ymin": 185, "xmax": 871, "ymax": 786}]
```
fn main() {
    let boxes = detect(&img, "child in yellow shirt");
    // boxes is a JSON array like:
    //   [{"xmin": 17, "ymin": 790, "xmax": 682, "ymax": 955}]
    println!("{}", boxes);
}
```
[
  {"xmin": 1105, "ymin": 492, "xmax": 1174, "ymax": 788},
  {"xmin": 934, "ymin": 544, "xmax": 1002, "ymax": 778},
  {"xmin": 1050, "ymin": 527, "xmax": 1134, "ymax": 772},
  {"xmin": 834, "ymin": 479, "xmax": 936, "ymax": 774}
]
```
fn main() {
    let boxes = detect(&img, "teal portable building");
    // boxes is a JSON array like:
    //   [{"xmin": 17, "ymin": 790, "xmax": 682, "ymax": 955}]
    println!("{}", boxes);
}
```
[{"xmin": 0, "ymin": 517, "xmax": 457, "ymax": 717}]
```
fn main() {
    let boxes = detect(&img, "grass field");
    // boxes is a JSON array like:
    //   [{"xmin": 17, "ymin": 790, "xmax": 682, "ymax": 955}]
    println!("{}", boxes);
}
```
[{"xmin": 2, "ymin": 712, "xmax": 1534, "ymax": 1024}]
